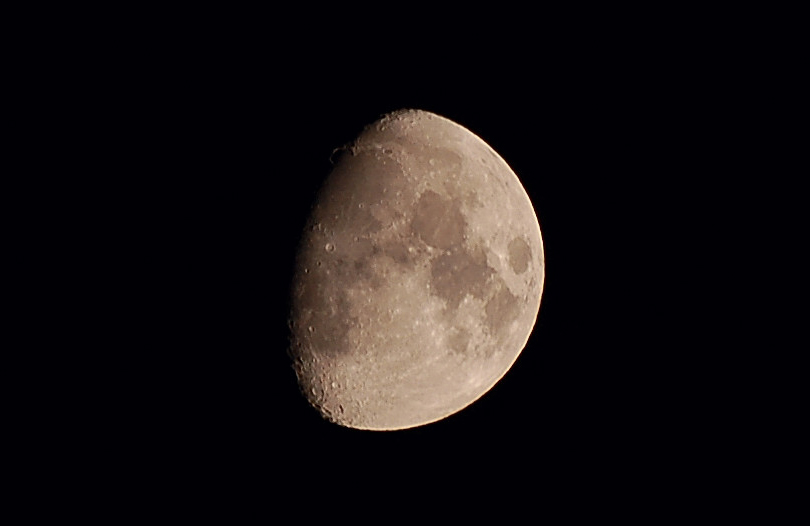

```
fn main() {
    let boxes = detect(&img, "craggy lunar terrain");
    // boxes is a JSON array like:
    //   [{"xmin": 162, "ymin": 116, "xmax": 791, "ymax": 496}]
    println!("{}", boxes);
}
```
[{"xmin": 289, "ymin": 109, "xmax": 544, "ymax": 430}]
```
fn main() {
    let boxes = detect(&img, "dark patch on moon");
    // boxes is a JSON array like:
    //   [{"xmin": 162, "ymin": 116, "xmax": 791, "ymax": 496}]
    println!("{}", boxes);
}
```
[
  {"xmin": 463, "ymin": 190, "xmax": 482, "ymax": 210},
  {"xmin": 484, "ymin": 280, "xmax": 520, "ymax": 341},
  {"xmin": 382, "ymin": 240, "xmax": 414, "ymax": 265},
  {"xmin": 430, "ymin": 244, "xmax": 494, "ymax": 310},
  {"xmin": 507, "ymin": 237, "xmax": 531, "ymax": 274},
  {"xmin": 352, "ymin": 258, "xmax": 376, "ymax": 283},
  {"xmin": 411, "ymin": 190, "xmax": 466, "ymax": 250},
  {"xmin": 348, "ymin": 237, "xmax": 376, "ymax": 260},
  {"xmin": 343, "ymin": 237, "xmax": 382, "ymax": 285},
  {"xmin": 448, "ymin": 327, "xmax": 471, "ymax": 355}
]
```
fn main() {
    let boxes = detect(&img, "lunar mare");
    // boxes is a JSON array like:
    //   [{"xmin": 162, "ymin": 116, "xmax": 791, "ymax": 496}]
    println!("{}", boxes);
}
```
[{"xmin": 289, "ymin": 109, "xmax": 544, "ymax": 430}]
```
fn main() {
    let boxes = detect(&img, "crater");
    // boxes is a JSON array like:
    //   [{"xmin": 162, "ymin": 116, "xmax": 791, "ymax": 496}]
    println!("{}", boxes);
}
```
[
  {"xmin": 507, "ymin": 237, "xmax": 531, "ymax": 274},
  {"xmin": 411, "ymin": 190, "xmax": 466, "ymax": 250},
  {"xmin": 430, "ymin": 245, "xmax": 494, "ymax": 310}
]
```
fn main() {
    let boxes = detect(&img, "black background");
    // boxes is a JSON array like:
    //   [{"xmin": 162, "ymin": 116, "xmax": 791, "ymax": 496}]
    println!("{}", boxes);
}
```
[
  {"xmin": 80, "ymin": 20, "xmax": 756, "ymax": 508},
  {"xmin": 145, "ymin": 69, "xmax": 700, "ymax": 481},
  {"xmin": 13, "ymin": 3, "xmax": 791, "ymax": 517}
]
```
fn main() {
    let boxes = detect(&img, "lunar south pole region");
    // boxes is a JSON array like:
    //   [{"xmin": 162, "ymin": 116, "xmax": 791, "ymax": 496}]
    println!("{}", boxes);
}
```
[{"xmin": 288, "ymin": 109, "xmax": 545, "ymax": 430}]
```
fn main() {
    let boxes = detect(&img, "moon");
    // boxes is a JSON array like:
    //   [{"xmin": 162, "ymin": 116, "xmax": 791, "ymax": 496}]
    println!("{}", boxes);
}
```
[{"xmin": 288, "ymin": 109, "xmax": 544, "ymax": 430}]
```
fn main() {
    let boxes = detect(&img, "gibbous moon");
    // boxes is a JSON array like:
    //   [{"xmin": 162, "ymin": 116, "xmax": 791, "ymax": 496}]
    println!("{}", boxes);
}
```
[{"xmin": 289, "ymin": 109, "xmax": 544, "ymax": 430}]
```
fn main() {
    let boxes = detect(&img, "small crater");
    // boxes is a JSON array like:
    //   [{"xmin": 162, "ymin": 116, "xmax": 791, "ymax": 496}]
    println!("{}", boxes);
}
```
[{"xmin": 325, "ymin": 243, "xmax": 335, "ymax": 252}]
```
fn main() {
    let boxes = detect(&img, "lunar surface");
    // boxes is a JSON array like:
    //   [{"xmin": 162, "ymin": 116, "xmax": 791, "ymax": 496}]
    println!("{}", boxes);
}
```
[{"xmin": 288, "ymin": 109, "xmax": 544, "ymax": 430}]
